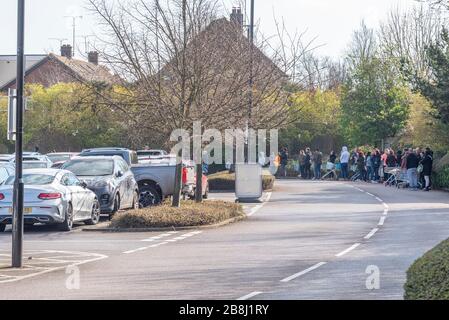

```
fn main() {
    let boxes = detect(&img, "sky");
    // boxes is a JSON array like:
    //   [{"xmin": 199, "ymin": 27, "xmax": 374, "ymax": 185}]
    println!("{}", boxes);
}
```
[{"xmin": 0, "ymin": 0, "xmax": 418, "ymax": 59}]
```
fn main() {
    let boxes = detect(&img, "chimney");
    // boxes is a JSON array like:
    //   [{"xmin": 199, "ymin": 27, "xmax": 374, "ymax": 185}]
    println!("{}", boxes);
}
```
[
  {"xmin": 60, "ymin": 44, "xmax": 73, "ymax": 59},
  {"xmin": 88, "ymin": 51, "xmax": 99, "ymax": 65},
  {"xmin": 230, "ymin": 7, "xmax": 243, "ymax": 28}
]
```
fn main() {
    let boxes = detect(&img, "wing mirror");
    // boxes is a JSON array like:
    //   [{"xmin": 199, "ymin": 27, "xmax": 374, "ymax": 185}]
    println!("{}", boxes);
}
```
[
  {"xmin": 80, "ymin": 181, "xmax": 88, "ymax": 189},
  {"xmin": 116, "ymin": 170, "xmax": 124, "ymax": 178}
]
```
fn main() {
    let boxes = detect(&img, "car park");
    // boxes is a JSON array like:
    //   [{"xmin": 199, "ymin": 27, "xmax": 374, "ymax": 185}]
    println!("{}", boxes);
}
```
[
  {"xmin": 0, "ymin": 164, "xmax": 14, "ymax": 185},
  {"xmin": 47, "ymin": 152, "xmax": 78, "ymax": 168},
  {"xmin": 137, "ymin": 149, "xmax": 168, "ymax": 161},
  {"xmin": 79, "ymin": 148, "xmax": 138, "ymax": 166},
  {"xmin": 23, "ymin": 160, "xmax": 52, "ymax": 169},
  {"xmin": 0, "ymin": 168, "xmax": 100, "ymax": 232},
  {"xmin": 61, "ymin": 156, "xmax": 139, "ymax": 218}
]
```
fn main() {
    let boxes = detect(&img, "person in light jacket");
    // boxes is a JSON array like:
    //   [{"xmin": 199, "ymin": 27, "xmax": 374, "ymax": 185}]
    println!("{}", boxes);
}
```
[{"xmin": 340, "ymin": 146, "xmax": 350, "ymax": 180}]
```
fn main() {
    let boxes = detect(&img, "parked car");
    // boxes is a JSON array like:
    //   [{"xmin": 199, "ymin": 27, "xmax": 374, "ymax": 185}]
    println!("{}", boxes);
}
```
[
  {"xmin": 61, "ymin": 156, "xmax": 139, "ymax": 218},
  {"xmin": 0, "ymin": 164, "xmax": 14, "ymax": 185},
  {"xmin": 47, "ymin": 152, "xmax": 78, "ymax": 168},
  {"xmin": 79, "ymin": 148, "xmax": 138, "ymax": 166},
  {"xmin": 23, "ymin": 160, "xmax": 51, "ymax": 169},
  {"xmin": 137, "ymin": 149, "xmax": 168, "ymax": 161},
  {"xmin": 0, "ymin": 168, "xmax": 100, "ymax": 232},
  {"xmin": 0, "ymin": 154, "xmax": 52, "ymax": 167}
]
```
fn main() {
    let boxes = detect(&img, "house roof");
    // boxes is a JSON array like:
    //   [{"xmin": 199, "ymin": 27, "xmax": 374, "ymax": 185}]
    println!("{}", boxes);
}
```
[
  {"xmin": 49, "ymin": 54, "xmax": 120, "ymax": 85},
  {"xmin": 0, "ymin": 53, "xmax": 120, "ymax": 91},
  {"xmin": 0, "ymin": 55, "xmax": 47, "ymax": 89}
]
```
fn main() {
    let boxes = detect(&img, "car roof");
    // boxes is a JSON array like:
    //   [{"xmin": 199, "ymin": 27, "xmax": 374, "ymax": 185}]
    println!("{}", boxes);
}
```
[
  {"xmin": 47, "ymin": 152, "xmax": 78, "ymax": 155},
  {"xmin": 71, "ymin": 155, "xmax": 119, "ymax": 161},
  {"xmin": 22, "ymin": 168, "xmax": 66, "ymax": 176},
  {"xmin": 82, "ymin": 148, "xmax": 131, "ymax": 152},
  {"xmin": 23, "ymin": 160, "xmax": 47, "ymax": 163}
]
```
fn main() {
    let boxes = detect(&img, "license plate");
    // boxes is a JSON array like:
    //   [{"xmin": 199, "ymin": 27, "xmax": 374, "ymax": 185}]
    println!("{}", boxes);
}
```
[{"xmin": 8, "ymin": 207, "xmax": 32, "ymax": 214}]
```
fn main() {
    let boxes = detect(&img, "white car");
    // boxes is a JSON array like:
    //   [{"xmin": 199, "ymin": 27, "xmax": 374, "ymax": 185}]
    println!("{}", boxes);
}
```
[{"xmin": 0, "ymin": 168, "xmax": 100, "ymax": 232}]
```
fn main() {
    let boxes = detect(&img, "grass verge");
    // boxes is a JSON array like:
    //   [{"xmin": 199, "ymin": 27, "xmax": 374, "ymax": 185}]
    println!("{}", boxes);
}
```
[
  {"xmin": 404, "ymin": 237, "xmax": 449, "ymax": 300},
  {"xmin": 110, "ymin": 200, "xmax": 244, "ymax": 229}
]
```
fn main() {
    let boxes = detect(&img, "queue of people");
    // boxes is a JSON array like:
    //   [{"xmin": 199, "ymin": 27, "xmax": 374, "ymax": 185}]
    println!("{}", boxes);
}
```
[{"xmin": 277, "ymin": 145, "xmax": 434, "ymax": 191}]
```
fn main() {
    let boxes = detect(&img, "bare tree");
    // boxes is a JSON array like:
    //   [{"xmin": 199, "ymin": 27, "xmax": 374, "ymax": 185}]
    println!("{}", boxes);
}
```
[{"xmin": 379, "ymin": 4, "xmax": 446, "ymax": 79}]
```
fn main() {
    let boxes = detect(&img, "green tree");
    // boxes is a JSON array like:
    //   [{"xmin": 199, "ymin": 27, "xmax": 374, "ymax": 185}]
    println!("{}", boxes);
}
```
[
  {"xmin": 413, "ymin": 29, "xmax": 449, "ymax": 124},
  {"xmin": 340, "ymin": 57, "xmax": 410, "ymax": 147}
]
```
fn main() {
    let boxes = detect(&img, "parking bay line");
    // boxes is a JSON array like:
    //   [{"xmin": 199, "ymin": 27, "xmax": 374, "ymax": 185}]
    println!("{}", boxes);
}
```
[{"xmin": 280, "ymin": 262, "xmax": 327, "ymax": 283}]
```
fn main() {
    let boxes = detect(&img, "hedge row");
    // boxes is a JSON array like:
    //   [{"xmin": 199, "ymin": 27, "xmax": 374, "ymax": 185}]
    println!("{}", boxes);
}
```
[{"xmin": 404, "ymin": 238, "xmax": 449, "ymax": 300}]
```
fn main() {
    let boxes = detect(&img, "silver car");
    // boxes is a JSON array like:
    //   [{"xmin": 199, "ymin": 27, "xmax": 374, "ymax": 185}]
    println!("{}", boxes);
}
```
[{"xmin": 0, "ymin": 169, "xmax": 100, "ymax": 232}]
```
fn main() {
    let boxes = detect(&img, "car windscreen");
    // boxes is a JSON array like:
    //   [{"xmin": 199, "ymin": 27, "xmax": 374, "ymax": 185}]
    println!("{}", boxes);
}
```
[
  {"xmin": 23, "ymin": 162, "xmax": 47, "ymax": 169},
  {"xmin": 48, "ymin": 155, "xmax": 71, "ymax": 163},
  {"xmin": 62, "ymin": 160, "xmax": 114, "ymax": 176},
  {"xmin": 5, "ymin": 174, "xmax": 55, "ymax": 185},
  {"xmin": 138, "ymin": 151, "xmax": 160, "ymax": 156}
]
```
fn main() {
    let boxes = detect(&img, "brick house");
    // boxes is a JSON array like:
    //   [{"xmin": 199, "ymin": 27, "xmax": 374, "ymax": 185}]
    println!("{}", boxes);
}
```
[{"xmin": 0, "ymin": 45, "xmax": 119, "ymax": 91}]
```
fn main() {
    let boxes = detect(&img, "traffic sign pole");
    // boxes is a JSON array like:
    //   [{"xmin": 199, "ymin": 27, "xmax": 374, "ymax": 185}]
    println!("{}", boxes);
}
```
[{"xmin": 12, "ymin": 0, "xmax": 25, "ymax": 268}]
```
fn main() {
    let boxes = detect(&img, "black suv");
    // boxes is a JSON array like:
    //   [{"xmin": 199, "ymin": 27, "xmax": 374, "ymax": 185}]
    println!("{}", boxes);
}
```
[{"xmin": 62, "ymin": 156, "xmax": 139, "ymax": 218}]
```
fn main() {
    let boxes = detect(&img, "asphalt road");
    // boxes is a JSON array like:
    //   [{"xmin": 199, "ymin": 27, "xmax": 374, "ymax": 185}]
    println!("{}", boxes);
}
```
[{"xmin": 1, "ymin": 179, "xmax": 449, "ymax": 300}]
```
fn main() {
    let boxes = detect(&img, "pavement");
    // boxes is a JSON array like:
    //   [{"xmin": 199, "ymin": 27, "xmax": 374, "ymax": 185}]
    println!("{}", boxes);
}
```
[{"xmin": 0, "ymin": 179, "xmax": 448, "ymax": 300}]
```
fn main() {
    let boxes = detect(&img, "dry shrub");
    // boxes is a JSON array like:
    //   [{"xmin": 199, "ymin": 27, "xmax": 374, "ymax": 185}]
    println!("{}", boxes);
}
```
[{"xmin": 111, "ymin": 200, "xmax": 244, "ymax": 229}]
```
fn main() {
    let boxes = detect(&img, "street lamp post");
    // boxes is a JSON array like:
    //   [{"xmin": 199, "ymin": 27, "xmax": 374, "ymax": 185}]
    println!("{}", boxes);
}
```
[{"xmin": 12, "ymin": 0, "xmax": 26, "ymax": 268}]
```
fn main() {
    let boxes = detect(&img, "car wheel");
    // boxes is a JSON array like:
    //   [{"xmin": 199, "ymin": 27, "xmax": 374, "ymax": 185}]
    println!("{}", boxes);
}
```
[
  {"xmin": 85, "ymin": 200, "xmax": 101, "ymax": 225},
  {"xmin": 59, "ymin": 203, "xmax": 74, "ymax": 231},
  {"xmin": 139, "ymin": 185, "xmax": 161, "ymax": 208},
  {"xmin": 0, "ymin": 224, "xmax": 6, "ymax": 232}
]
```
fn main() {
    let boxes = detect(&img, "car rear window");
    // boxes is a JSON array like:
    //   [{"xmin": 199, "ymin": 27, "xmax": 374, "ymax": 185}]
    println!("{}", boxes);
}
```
[
  {"xmin": 62, "ymin": 159, "xmax": 114, "ymax": 176},
  {"xmin": 5, "ymin": 174, "xmax": 55, "ymax": 185}
]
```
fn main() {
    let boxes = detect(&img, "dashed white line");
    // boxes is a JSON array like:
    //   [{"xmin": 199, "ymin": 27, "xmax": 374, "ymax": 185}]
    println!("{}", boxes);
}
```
[
  {"xmin": 383, "ymin": 209, "xmax": 388, "ymax": 216},
  {"xmin": 335, "ymin": 243, "xmax": 361, "ymax": 257},
  {"xmin": 237, "ymin": 291, "xmax": 263, "ymax": 300},
  {"xmin": 378, "ymin": 216, "xmax": 386, "ymax": 226},
  {"xmin": 246, "ymin": 192, "xmax": 272, "ymax": 217},
  {"xmin": 280, "ymin": 262, "xmax": 327, "ymax": 283},
  {"xmin": 364, "ymin": 228, "xmax": 379, "ymax": 240}
]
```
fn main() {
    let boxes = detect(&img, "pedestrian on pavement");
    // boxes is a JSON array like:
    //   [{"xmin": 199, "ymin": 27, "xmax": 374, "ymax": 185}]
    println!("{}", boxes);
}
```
[
  {"xmin": 366, "ymin": 152, "xmax": 373, "ymax": 181},
  {"xmin": 406, "ymin": 149, "xmax": 420, "ymax": 190},
  {"xmin": 356, "ymin": 151, "xmax": 367, "ymax": 181},
  {"xmin": 420, "ymin": 148, "xmax": 433, "ymax": 191},
  {"xmin": 298, "ymin": 150, "xmax": 306, "ymax": 178},
  {"xmin": 279, "ymin": 147, "xmax": 289, "ymax": 178},
  {"xmin": 304, "ymin": 148, "xmax": 312, "ymax": 179},
  {"xmin": 327, "ymin": 151, "xmax": 337, "ymax": 179},
  {"xmin": 312, "ymin": 148, "xmax": 323, "ymax": 180},
  {"xmin": 340, "ymin": 146, "xmax": 350, "ymax": 180},
  {"xmin": 371, "ymin": 149, "xmax": 381, "ymax": 182}
]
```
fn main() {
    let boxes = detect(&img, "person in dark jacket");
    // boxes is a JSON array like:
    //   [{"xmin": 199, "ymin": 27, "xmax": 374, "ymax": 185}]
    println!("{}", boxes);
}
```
[
  {"xmin": 420, "ymin": 148, "xmax": 433, "ymax": 191},
  {"xmin": 356, "ymin": 152, "xmax": 366, "ymax": 181},
  {"xmin": 371, "ymin": 149, "xmax": 381, "ymax": 182},
  {"xmin": 279, "ymin": 147, "xmax": 289, "ymax": 177},
  {"xmin": 304, "ymin": 148, "xmax": 312, "ymax": 179},
  {"xmin": 406, "ymin": 149, "xmax": 420, "ymax": 189}
]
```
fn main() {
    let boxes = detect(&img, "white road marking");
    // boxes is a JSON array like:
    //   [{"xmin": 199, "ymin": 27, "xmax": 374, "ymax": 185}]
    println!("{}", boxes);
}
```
[
  {"xmin": 246, "ymin": 192, "xmax": 272, "ymax": 217},
  {"xmin": 375, "ymin": 197, "xmax": 383, "ymax": 202},
  {"xmin": 383, "ymin": 209, "xmax": 388, "ymax": 216},
  {"xmin": 123, "ymin": 247, "xmax": 149, "ymax": 254},
  {"xmin": 335, "ymin": 243, "xmax": 361, "ymax": 257},
  {"xmin": 280, "ymin": 262, "xmax": 327, "ymax": 283},
  {"xmin": 366, "ymin": 192, "xmax": 375, "ymax": 197},
  {"xmin": 364, "ymin": 228, "xmax": 379, "ymax": 240},
  {"xmin": 237, "ymin": 291, "xmax": 263, "ymax": 301},
  {"xmin": 0, "ymin": 250, "xmax": 107, "ymax": 284},
  {"xmin": 378, "ymin": 216, "xmax": 386, "ymax": 226}
]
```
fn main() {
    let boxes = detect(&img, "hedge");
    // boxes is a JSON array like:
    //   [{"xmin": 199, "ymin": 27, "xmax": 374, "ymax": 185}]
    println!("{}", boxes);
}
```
[
  {"xmin": 111, "ymin": 200, "xmax": 244, "ymax": 229},
  {"xmin": 208, "ymin": 171, "xmax": 275, "ymax": 191},
  {"xmin": 404, "ymin": 238, "xmax": 449, "ymax": 300},
  {"xmin": 433, "ymin": 165, "xmax": 449, "ymax": 190}
]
